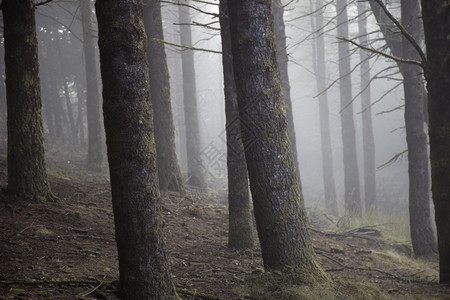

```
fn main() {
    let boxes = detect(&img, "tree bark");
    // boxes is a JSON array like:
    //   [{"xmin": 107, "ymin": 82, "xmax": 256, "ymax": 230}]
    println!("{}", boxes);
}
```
[
  {"xmin": 401, "ymin": 0, "xmax": 437, "ymax": 258},
  {"xmin": 219, "ymin": 0, "xmax": 254, "ymax": 249},
  {"xmin": 0, "ymin": 27, "xmax": 7, "ymax": 140},
  {"xmin": 2, "ymin": 0, "xmax": 55, "ymax": 202},
  {"xmin": 227, "ymin": 0, "xmax": 329, "ymax": 281},
  {"xmin": 272, "ymin": 0, "xmax": 302, "ymax": 188},
  {"xmin": 81, "ymin": 0, "xmax": 103, "ymax": 171},
  {"xmin": 336, "ymin": 0, "xmax": 361, "ymax": 217},
  {"xmin": 178, "ymin": 2, "xmax": 206, "ymax": 188},
  {"xmin": 96, "ymin": 0, "xmax": 177, "ymax": 298},
  {"xmin": 368, "ymin": 0, "xmax": 437, "ymax": 257},
  {"xmin": 144, "ymin": 0, "xmax": 184, "ymax": 193},
  {"xmin": 421, "ymin": 0, "xmax": 450, "ymax": 283},
  {"xmin": 357, "ymin": 1, "xmax": 377, "ymax": 214},
  {"xmin": 313, "ymin": 0, "xmax": 338, "ymax": 215}
]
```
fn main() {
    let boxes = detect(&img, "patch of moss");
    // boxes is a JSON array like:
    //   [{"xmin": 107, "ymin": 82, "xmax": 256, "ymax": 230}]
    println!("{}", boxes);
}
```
[{"xmin": 37, "ymin": 291, "xmax": 53, "ymax": 298}]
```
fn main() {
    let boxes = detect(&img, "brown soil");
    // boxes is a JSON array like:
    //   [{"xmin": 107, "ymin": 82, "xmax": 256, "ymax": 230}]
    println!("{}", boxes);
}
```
[{"xmin": 0, "ymin": 147, "xmax": 449, "ymax": 299}]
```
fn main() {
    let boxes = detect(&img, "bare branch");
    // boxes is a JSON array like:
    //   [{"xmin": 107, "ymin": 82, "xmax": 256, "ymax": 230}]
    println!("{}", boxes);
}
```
[
  {"xmin": 340, "ymin": 37, "xmax": 423, "ymax": 68},
  {"xmin": 162, "ymin": 0, "xmax": 219, "ymax": 18},
  {"xmin": 378, "ymin": 149, "xmax": 407, "ymax": 170},
  {"xmin": 36, "ymin": 11, "xmax": 83, "ymax": 43},
  {"xmin": 371, "ymin": 0, "xmax": 427, "ymax": 69},
  {"xmin": 375, "ymin": 104, "xmax": 404, "ymax": 116},
  {"xmin": 152, "ymin": 38, "xmax": 221, "ymax": 54}
]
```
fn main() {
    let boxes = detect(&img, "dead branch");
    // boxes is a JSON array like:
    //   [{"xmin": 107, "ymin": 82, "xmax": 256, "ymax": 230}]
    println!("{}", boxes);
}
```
[
  {"xmin": 161, "ymin": 0, "xmax": 219, "ymax": 18},
  {"xmin": 152, "ymin": 38, "xmax": 221, "ymax": 54},
  {"xmin": 341, "ymin": 38, "xmax": 422, "ymax": 68},
  {"xmin": 371, "ymin": 0, "xmax": 427, "ymax": 69}
]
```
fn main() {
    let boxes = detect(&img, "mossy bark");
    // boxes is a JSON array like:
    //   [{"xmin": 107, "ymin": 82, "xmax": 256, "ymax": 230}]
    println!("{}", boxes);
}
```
[
  {"xmin": 81, "ymin": 0, "xmax": 103, "ymax": 171},
  {"xmin": 357, "ymin": 1, "xmax": 377, "ymax": 214},
  {"xmin": 2, "ymin": 0, "xmax": 55, "ymax": 202},
  {"xmin": 336, "ymin": 0, "xmax": 362, "ymax": 217},
  {"xmin": 272, "ymin": 0, "xmax": 302, "ymax": 189},
  {"xmin": 96, "ymin": 0, "xmax": 177, "ymax": 298},
  {"xmin": 219, "ymin": 0, "xmax": 254, "ymax": 249},
  {"xmin": 369, "ymin": 0, "xmax": 437, "ymax": 257},
  {"xmin": 420, "ymin": 0, "xmax": 450, "ymax": 283},
  {"xmin": 144, "ymin": 0, "xmax": 184, "ymax": 194},
  {"xmin": 178, "ymin": 3, "xmax": 206, "ymax": 188},
  {"xmin": 313, "ymin": 0, "xmax": 338, "ymax": 215},
  {"xmin": 227, "ymin": 0, "xmax": 329, "ymax": 282}
]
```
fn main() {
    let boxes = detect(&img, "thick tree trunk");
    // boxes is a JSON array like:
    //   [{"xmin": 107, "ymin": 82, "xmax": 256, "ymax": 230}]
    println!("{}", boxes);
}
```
[
  {"xmin": 357, "ymin": 1, "xmax": 377, "ymax": 213},
  {"xmin": 219, "ymin": 0, "xmax": 254, "ymax": 249},
  {"xmin": 144, "ymin": 0, "xmax": 184, "ymax": 193},
  {"xmin": 2, "ymin": 0, "xmax": 55, "ymax": 202},
  {"xmin": 369, "ymin": 0, "xmax": 436, "ymax": 257},
  {"xmin": 401, "ymin": 0, "xmax": 437, "ymax": 258},
  {"xmin": 178, "ymin": 3, "xmax": 206, "ymax": 188},
  {"xmin": 81, "ymin": 0, "xmax": 103, "ymax": 171},
  {"xmin": 227, "ymin": 0, "xmax": 329, "ymax": 281},
  {"xmin": 421, "ymin": 0, "xmax": 450, "ymax": 284},
  {"xmin": 336, "ymin": 0, "xmax": 361, "ymax": 217},
  {"xmin": 0, "ymin": 34, "xmax": 6, "ymax": 140},
  {"xmin": 96, "ymin": 0, "xmax": 177, "ymax": 298},
  {"xmin": 314, "ymin": 0, "xmax": 338, "ymax": 215},
  {"xmin": 272, "ymin": 0, "xmax": 302, "ymax": 188}
]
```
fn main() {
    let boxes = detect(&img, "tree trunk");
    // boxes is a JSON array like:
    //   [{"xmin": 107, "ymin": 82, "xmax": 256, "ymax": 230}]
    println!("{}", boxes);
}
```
[
  {"xmin": 144, "ymin": 0, "xmax": 184, "ymax": 193},
  {"xmin": 313, "ymin": 0, "xmax": 338, "ymax": 215},
  {"xmin": 0, "ymin": 32, "xmax": 7, "ymax": 140},
  {"xmin": 400, "ymin": 0, "xmax": 437, "ymax": 258},
  {"xmin": 227, "ymin": 0, "xmax": 329, "ymax": 281},
  {"xmin": 46, "ymin": 41, "xmax": 67, "ymax": 143},
  {"xmin": 336, "ymin": 0, "xmax": 361, "ymax": 217},
  {"xmin": 178, "ymin": 2, "xmax": 206, "ymax": 188},
  {"xmin": 368, "ymin": 0, "xmax": 437, "ymax": 257},
  {"xmin": 2, "ymin": 0, "xmax": 55, "ymax": 202},
  {"xmin": 76, "ymin": 80, "xmax": 85, "ymax": 145},
  {"xmin": 96, "ymin": 0, "xmax": 177, "ymax": 298},
  {"xmin": 272, "ymin": 0, "xmax": 302, "ymax": 188},
  {"xmin": 357, "ymin": 1, "xmax": 377, "ymax": 214},
  {"xmin": 219, "ymin": 0, "xmax": 254, "ymax": 249},
  {"xmin": 420, "ymin": 0, "xmax": 450, "ymax": 283},
  {"xmin": 57, "ymin": 41, "xmax": 77, "ymax": 145},
  {"xmin": 81, "ymin": 0, "xmax": 103, "ymax": 171}
]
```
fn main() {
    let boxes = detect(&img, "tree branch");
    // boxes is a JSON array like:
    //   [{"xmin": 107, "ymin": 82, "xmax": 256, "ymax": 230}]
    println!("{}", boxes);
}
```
[
  {"xmin": 340, "ymin": 37, "xmax": 423, "ymax": 68},
  {"xmin": 152, "ymin": 38, "xmax": 221, "ymax": 54},
  {"xmin": 371, "ymin": 0, "xmax": 427, "ymax": 69}
]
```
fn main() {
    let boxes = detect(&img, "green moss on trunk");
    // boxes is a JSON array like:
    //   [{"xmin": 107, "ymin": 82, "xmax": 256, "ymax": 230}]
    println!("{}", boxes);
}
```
[
  {"xmin": 96, "ymin": 0, "xmax": 177, "ymax": 298},
  {"xmin": 219, "ymin": 0, "xmax": 254, "ymax": 249},
  {"xmin": 2, "ymin": 0, "xmax": 56, "ymax": 203},
  {"xmin": 144, "ymin": 0, "xmax": 184, "ymax": 194},
  {"xmin": 227, "ymin": 0, "xmax": 331, "ymax": 283}
]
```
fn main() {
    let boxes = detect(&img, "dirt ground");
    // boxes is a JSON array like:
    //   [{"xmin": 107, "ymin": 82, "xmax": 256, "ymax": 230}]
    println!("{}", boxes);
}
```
[{"xmin": 0, "ymin": 147, "xmax": 449, "ymax": 299}]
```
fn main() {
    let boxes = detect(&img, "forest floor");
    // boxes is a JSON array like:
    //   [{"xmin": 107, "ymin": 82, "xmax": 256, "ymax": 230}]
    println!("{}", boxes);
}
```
[{"xmin": 0, "ymin": 146, "xmax": 449, "ymax": 299}]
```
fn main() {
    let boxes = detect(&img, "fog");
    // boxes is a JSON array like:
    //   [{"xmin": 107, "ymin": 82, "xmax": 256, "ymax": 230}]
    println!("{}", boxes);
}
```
[
  {"xmin": 29, "ymin": 0, "xmax": 412, "ymax": 214},
  {"xmin": 162, "ymin": 1, "xmax": 409, "ymax": 213}
]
